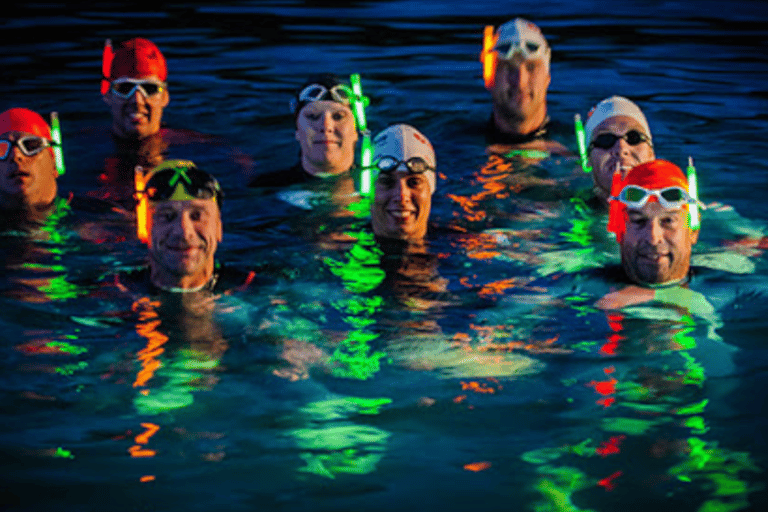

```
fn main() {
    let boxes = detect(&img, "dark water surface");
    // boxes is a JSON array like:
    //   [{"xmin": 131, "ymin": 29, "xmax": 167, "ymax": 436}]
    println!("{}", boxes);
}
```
[{"xmin": 2, "ymin": 2, "xmax": 768, "ymax": 511}]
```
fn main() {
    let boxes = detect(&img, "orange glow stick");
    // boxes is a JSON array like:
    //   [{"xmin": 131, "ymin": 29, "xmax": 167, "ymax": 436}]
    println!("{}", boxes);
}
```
[
  {"xmin": 134, "ymin": 166, "xmax": 149, "ymax": 243},
  {"xmin": 481, "ymin": 26, "xmax": 497, "ymax": 88}
]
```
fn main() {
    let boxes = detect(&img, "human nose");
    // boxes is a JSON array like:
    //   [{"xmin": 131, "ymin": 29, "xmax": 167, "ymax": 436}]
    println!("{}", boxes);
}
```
[
  {"xmin": 507, "ymin": 65, "xmax": 525, "ymax": 88},
  {"xmin": 320, "ymin": 112, "xmax": 335, "ymax": 132},
  {"xmin": 612, "ymin": 137, "xmax": 633, "ymax": 156},
  {"xmin": 393, "ymin": 176, "xmax": 410, "ymax": 203},
  {"xmin": 646, "ymin": 218, "xmax": 664, "ymax": 246},
  {"xmin": 11, "ymin": 145, "xmax": 27, "ymax": 164}
]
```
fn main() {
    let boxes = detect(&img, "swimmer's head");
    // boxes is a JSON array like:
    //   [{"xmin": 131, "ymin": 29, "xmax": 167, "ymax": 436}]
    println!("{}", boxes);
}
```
[
  {"xmin": 371, "ymin": 124, "xmax": 436, "ymax": 241},
  {"xmin": 609, "ymin": 159, "xmax": 699, "ymax": 286},
  {"xmin": 487, "ymin": 18, "xmax": 551, "ymax": 134},
  {"xmin": 103, "ymin": 38, "xmax": 169, "ymax": 140},
  {"xmin": 141, "ymin": 159, "xmax": 223, "ymax": 291},
  {"xmin": 0, "ymin": 108, "xmax": 58, "ymax": 210},
  {"xmin": 585, "ymin": 96, "xmax": 655, "ymax": 202},
  {"xmin": 293, "ymin": 74, "xmax": 358, "ymax": 176}
]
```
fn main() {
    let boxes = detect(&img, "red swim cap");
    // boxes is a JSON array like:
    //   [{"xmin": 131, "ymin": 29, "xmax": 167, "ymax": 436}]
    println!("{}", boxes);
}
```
[
  {"xmin": 109, "ymin": 38, "xmax": 167, "ymax": 81},
  {"xmin": 608, "ymin": 159, "xmax": 690, "ymax": 242},
  {"xmin": 0, "ymin": 108, "xmax": 52, "ymax": 139},
  {"xmin": 622, "ymin": 159, "xmax": 688, "ymax": 191}
]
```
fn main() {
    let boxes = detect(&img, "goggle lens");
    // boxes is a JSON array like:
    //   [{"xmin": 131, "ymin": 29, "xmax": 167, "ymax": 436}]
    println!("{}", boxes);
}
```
[
  {"xmin": 590, "ymin": 129, "xmax": 650, "ymax": 150},
  {"xmin": 376, "ymin": 156, "xmax": 433, "ymax": 174},
  {"xmin": 144, "ymin": 166, "xmax": 221, "ymax": 202},
  {"xmin": 619, "ymin": 186, "xmax": 691, "ymax": 209},
  {"xmin": 0, "ymin": 136, "xmax": 51, "ymax": 160},
  {"xmin": 111, "ymin": 79, "xmax": 165, "ymax": 99},
  {"xmin": 297, "ymin": 84, "xmax": 353, "ymax": 105},
  {"xmin": 494, "ymin": 39, "xmax": 544, "ymax": 60}
]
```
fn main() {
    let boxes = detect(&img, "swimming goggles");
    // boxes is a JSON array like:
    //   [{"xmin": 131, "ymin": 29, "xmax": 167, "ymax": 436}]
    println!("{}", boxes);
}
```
[
  {"xmin": 143, "ymin": 163, "xmax": 221, "ymax": 203},
  {"xmin": 375, "ymin": 156, "xmax": 434, "ymax": 174},
  {"xmin": 493, "ymin": 39, "xmax": 547, "ymax": 61},
  {"xmin": 614, "ymin": 185, "xmax": 698, "ymax": 210},
  {"xmin": 110, "ymin": 78, "xmax": 166, "ymax": 99},
  {"xmin": 297, "ymin": 83, "xmax": 354, "ymax": 105},
  {"xmin": 0, "ymin": 136, "xmax": 54, "ymax": 160},
  {"xmin": 589, "ymin": 129, "xmax": 651, "ymax": 151}
]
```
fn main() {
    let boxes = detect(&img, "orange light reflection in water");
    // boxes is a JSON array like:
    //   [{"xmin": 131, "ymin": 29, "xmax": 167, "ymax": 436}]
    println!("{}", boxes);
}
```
[
  {"xmin": 132, "ymin": 298, "xmax": 167, "ymax": 388},
  {"xmin": 129, "ymin": 422, "xmax": 160, "ymax": 461},
  {"xmin": 464, "ymin": 461, "xmax": 492, "ymax": 472}
]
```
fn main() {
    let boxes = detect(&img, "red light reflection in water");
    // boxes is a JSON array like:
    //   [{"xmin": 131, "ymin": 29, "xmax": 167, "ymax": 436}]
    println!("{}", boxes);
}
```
[
  {"xmin": 596, "ymin": 435, "xmax": 626, "ymax": 457},
  {"xmin": 597, "ymin": 470, "xmax": 623, "ymax": 491}
]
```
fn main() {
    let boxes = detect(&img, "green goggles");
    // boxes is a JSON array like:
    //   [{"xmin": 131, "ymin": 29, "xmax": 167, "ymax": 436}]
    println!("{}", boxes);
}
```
[{"xmin": 142, "ymin": 162, "xmax": 222, "ymax": 204}]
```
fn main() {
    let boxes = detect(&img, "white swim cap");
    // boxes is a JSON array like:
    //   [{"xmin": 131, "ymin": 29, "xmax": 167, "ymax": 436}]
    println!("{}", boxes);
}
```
[
  {"xmin": 494, "ymin": 18, "xmax": 550, "ymax": 69},
  {"xmin": 373, "ymin": 124, "xmax": 437, "ymax": 194},
  {"xmin": 584, "ymin": 96, "xmax": 652, "ymax": 144}
]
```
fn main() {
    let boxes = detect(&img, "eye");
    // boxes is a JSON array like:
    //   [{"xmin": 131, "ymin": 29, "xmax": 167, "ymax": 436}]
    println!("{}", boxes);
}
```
[
  {"xmin": 304, "ymin": 112, "xmax": 321, "ymax": 121},
  {"xmin": 377, "ymin": 175, "xmax": 395, "ymax": 188},
  {"xmin": 628, "ymin": 214, "xmax": 647, "ymax": 228},
  {"xmin": 156, "ymin": 210, "xmax": 176, "ymax": 223},
  {"xmin": 660, "ymin": 213, "xmax": 680, "ymax": 228},
  {"xmin": 189, "ymin": 210, "xmax": 202, "ymax": 221},
  {"xmin": 332, "ymin": 111, "xmax": 347, "ymax": 121},
  {"xmin": 407, "ymin": 176, "xmax": 425, "ymax": 189}
]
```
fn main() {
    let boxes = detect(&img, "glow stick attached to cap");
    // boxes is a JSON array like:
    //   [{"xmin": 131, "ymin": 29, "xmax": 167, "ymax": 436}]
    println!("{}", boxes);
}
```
[
  {"xmin": 574, "ymin": 114, "xmax": 592, "ymax": 173},
  {"xmin": 50, "ymin": 112, "xmax": 65, "ymax": 176},
  {"xmin": 481, "ymin": 25, "xmax": 497, "ymax": 89},
  {"xmin": 350, "ymin": 73, "xmax": 374, "ymax": 195},
  {"xmin": 686, "ymin": 156, "xmax": 700, "ymax": 230}
]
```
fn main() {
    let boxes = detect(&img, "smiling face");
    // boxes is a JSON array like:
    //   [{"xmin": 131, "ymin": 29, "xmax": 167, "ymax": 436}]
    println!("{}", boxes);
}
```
[
  {"xmin": 490, "ymin": 55, "xmax": 550, "ymax": 129},
  {"xmin": 620, "ymin": 200, "xmax": 698, "ymax": 285},
  {"xmin": 372, "ymin": 168, "xmax": 432, "ymax": 241},
  {"xmin": 588, "ymin": 116, "xmax": 655, "ymax": 200},
  {"xmin": 104, "ymin": 74, "xmax": 169, "ymax": 140},
  {"xmin": 295, "ymin": 101, "xmax": 358, "ymax": 175},
  {"xmin": 0, "ymin": 131, "xmax": 58, "ymax": 210},
  {"xmin": 148, "ymin": 198, "xmax": 222, "ymax": 290}
]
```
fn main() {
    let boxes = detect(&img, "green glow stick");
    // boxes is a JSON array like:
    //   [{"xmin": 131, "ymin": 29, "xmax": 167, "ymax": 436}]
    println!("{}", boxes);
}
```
[
  {"xmin": 50, "ymin": 112, "xmax": 65, "ymax": 175},
  {"xmin": 686, "ymin": 156, "xmax": 700, "ymax": 230},
  {"xmin": 350, "ymin": 73, "xmax": 373, "ymax": 195},
  {"xmin": 574, "ymin": 114, "xmax": 591, "ymax": 173}
]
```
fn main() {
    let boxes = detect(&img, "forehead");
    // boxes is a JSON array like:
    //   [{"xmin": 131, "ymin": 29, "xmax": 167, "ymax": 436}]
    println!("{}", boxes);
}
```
[
  {"xmin": 627, "ymin": 200, "xmax": 684, "ymax": 218},
  {"xmin": 594, "ymin": 115, "xmax": 646, "ymax": 136},
  {"xmin": 299, "ymin": 100, "xmax": 351, "ymax": 116},
  {"xmin": 151, "ymin": 198, "xmax": 218, "ymax": 213}
]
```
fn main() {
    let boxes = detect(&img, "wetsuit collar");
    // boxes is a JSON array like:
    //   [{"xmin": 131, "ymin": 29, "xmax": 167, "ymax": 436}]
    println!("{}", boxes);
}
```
[{"xmin": 485, "ymin": 115, "xmax": 550, "ymax": 145}]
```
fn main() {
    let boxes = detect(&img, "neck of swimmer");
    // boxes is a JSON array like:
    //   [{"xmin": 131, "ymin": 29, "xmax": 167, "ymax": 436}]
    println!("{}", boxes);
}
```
[
  {"xmin": 493, "ymin": 106, "xmax": 548, "ymax": 138},
  {"xmin": 301, "ymin": 153, "xmax": 355, "ymax": 177},
  {"xmin": 150, "ymin": 264, "xmax": 216, "ymax": 293}
]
